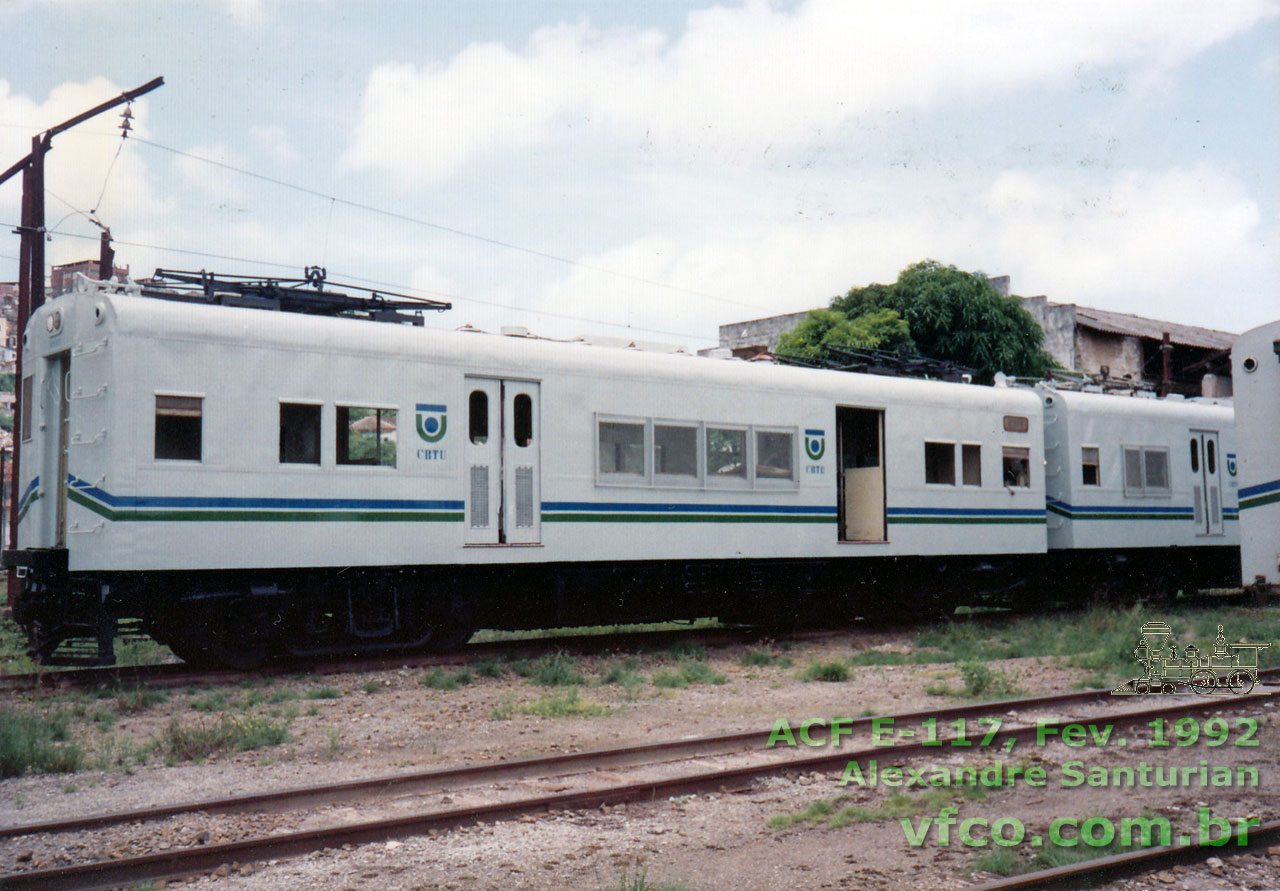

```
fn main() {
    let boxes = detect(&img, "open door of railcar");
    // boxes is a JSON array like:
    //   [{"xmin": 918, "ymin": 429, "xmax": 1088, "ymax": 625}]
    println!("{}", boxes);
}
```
[{"xmin": 836, "ymin": 407, "xmax": 886, "ymax": 542}]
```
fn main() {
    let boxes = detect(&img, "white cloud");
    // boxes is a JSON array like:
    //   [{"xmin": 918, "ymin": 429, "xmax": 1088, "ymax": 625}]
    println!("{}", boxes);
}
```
[
  {"xmin": 345, "ymin": 0, "xmax": 1279, "ymax": 181},
  {"xmin": 981, "ymin": 164, "xmax": 1272, "ymax": 327},
  {"xmin": 249, "ymin": 125, "xmax": 300, "ymax": 166}
]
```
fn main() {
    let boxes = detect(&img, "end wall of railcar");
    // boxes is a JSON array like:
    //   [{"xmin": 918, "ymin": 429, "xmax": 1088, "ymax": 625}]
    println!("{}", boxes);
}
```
[{"xmin": 1232, "ymin": 320, "xmax": 1280, "ymax": 587}]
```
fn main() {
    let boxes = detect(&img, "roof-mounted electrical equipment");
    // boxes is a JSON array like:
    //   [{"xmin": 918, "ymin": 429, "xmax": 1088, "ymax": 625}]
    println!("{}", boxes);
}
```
[{"xmin": 134, "ymin": 266, "xmax": 450, "ymax": 326}]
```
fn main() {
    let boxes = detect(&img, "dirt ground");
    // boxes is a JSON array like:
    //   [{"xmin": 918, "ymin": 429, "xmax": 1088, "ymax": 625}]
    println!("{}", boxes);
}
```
[{"xmin": 3, "ymin": 625, "xmax": 1279, "ymax": 890}]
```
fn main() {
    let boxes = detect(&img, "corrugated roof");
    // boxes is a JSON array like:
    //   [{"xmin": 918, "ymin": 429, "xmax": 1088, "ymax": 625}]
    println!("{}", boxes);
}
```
[{"xmin": 1072, "ymin": 305, "xmax": 1236, "ymax": 350}]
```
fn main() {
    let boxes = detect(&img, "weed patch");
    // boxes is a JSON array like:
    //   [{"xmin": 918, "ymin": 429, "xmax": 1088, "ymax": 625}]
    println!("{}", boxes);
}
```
[
  {"xmin": 0, "ymin": 707, "xmax": 83, "ymax": 777},
  {"xmin": 160, "ymin": 714, "xmax": 290, "ymax": 761},
  {"xmin": 421, "ymin": 669, "xmax": 473, "ymax": 691},
  {"xmin": 519, "ymin": 689, "xmax": 611, "ymax": 718},
  {"xmin": 799, "ymin": 661, "xmax": 850, "ymax": 683}
]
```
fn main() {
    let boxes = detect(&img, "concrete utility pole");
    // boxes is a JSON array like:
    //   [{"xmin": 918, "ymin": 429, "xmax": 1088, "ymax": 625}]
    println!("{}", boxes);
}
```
[{"xmin": 0, "ymin": 76, "xmax": 163, "ymax": 600}]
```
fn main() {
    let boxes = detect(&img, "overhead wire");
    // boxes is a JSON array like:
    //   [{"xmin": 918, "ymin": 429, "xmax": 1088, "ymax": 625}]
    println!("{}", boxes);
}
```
[
  {"xmin": 129, "ymin": 136, "xmax": 783, "ymax": 317},
  {"xmin": 0, "ymin": 221, "xmax": 718, "ymax": 343}
]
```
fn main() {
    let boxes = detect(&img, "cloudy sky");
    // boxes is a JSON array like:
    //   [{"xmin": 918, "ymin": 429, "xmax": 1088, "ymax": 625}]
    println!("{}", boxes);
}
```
[{"xmin": 2, "ymin": 1, "xmax": 1277, "ymax": 348}]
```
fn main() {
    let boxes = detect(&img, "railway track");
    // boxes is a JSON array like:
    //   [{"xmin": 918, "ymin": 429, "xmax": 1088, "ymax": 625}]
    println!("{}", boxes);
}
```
[
  {"xmin": 968, "ymin": 819, "xmax": 1280, "ymax": 891},
  {"xmin": 4, "ymin": 676, "xmax": 1276, "ymax": 890}
]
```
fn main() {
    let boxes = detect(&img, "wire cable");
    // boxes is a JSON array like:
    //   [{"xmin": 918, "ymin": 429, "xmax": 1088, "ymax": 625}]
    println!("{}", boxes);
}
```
[
  {"xmin": 0, "ymin": 222, "xmax": 718, "ymax": 343},
  {"xmin": 130, "ymin": 136, "xmax": 782, "ymax": 317}
]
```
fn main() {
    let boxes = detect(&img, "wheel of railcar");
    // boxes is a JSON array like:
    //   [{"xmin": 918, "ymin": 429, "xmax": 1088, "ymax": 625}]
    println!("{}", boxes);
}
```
[
  {"xmin": 1134, "ymin": 680, "xmax": 1149, "ymax": 695},
  {"xmin": 1228, "ymin": 670, "xmax": 1255, "ymax": 695},
  {"xmin": 1190, "ymin": 668, "xmax": 1216, "ymax": 694}
]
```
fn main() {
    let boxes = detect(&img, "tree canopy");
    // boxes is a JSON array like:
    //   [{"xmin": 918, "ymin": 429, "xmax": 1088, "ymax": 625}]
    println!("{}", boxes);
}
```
[{"xmin": 777, "ymin": 260, "xmax": 1055, "ymax": 382}]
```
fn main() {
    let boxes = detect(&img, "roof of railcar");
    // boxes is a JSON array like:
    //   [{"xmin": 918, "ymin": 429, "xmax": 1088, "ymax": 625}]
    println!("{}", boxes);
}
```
[{"xmin": 42, "ymin": 288, "xmax": 1043, "ymax": 413}]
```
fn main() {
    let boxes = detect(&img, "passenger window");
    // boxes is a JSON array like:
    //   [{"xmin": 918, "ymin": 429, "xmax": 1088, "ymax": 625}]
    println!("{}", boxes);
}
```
[
  {"xmin": 756, "ymin": 431, "xmax": 794, "ymax": 480},
  {"xmin": 337, "ymin": 406, "xmax": 396, "ymax": 467},
  {"xmin": 1003, "ymin": 415, "xmax": 1029, "ymax": 433},
  {"xmin": 1081, "ymin": 447, "xmax": 1100, "ymax": 486},
  {"xmin": 1189, "ymin": 439, "xmax": 1199, "ymax": 474},
  {"xmin": 1124, "ymin": 447, "xmax": 1143, "ymax": 492},
  {"xmin": 655, "ymin": 425, "xmax": 697, "ymax": 478},
  {"xmin": 962, "ymin": 444, "xmax": 981, "ymax": 486},
  {"xmin": 924, "ymin": 442, "xmax": 955, "ymax": 485},
  {"xmin": 707, "ymin": 427, "xmax": 746, "ymax": 478},
  {"xmin": 599, "ymin": 421, "xmax": 645, "ymax": 474},
  {"xmin": 1144, "ymin": 449, "xmax": 1169, "ymax": 490},
  {"xmin": 469, "ymin": 391, "xmax": 488, "ymax": 444},
  {"xmin": 20, "ymin": 375, "xmax": 32, "ymax": 442},
  {"xmin": 1123, "ymin": 446, "xmax": 1171, "ymax": 496},
  {"xmin": 513, "ymin": 394, "xmax": 532, "ymax": 447},
  {"xmin": 1206, "ymin": 440, "xmax": 1215, "ymax": 474},
  {"xmin": 1002, "ymin": 446, "xmax": 1030, "ymax": 488},
  {"xmin": 279, "ymin": 403, "xmax": 321, "ymax": 464},
  {"xmin": 155, "ymin": 395, "xmax": 202, "ymax": 461}
]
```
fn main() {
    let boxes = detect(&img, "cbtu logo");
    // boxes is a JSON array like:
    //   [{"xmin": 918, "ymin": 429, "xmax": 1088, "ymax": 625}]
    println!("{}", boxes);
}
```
[
  {"xmin": 804, "ymin": 429, "xmax": 826, "ymax": 461},
  {"xmin": 1226, "ymin": 454, "xmax": 1237, "ymax": 477},
  {"xmin": 416, "ymin": 404, "xmax": 447, "ymax": 443}
]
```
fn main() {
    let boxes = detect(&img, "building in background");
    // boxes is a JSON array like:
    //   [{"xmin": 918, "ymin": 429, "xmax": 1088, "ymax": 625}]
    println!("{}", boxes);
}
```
[
  {"xmin": 717, "ymin": 276, "xmax": 1235, "ymax": 397},
  {"xmin": 49, "ymin": 259, "xmax": 130, "ymax": 296}
]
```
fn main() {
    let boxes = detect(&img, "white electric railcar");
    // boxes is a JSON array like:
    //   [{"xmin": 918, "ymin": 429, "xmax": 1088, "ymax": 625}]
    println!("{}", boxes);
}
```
[
  {"xmin": 1232, "ymin": 320, "xmax": 1280, "ymax": 591},
  {"xmin": 3, "ymin": 276, "xmax": 1243, "ymax": 665}
]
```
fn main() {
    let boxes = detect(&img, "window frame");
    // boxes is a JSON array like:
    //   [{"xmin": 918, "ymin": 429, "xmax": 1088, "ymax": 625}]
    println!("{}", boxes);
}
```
[
  {"xmin": 153, "ymin": 391, "xmax": 204, "ymax": 463},
  {"xmin": 1081, "ymin": 445, "xmax": 1101, "ymax": 487},
  {"xmin": 1001, "ymin": 445, "xmax": 1032, "ymax": 489},
  {"xmin": 753, "ymin": 426, "xmax": 799, "ymax": 488},
  {"xmin": 705, "ymin": 423, "xmax": 751, "ymax": 489},
  {"xmin": 652, "ymin": 419, "xmax": 702, "ymax": 488},
  {"xmin": 335, "ymin": 403, "xmax": 399, "ymax": 469},
  {"xmin": 1121, "ymin": 445, "xmax": 1171, "ymax": 497},
  {"xmin": 278, "ymin": 399, "xmax": 323, "ymax": 466},
  {"xmin": 596, "ymin": 414, "xmax": 651, "ymax": 486},
  {"xmin": 961, "ymin": 442, "xmax": 982, "ymax": 488},
  {"xmin": 924, "ymin": 440, "xmax": 957, "ymax": 487}
]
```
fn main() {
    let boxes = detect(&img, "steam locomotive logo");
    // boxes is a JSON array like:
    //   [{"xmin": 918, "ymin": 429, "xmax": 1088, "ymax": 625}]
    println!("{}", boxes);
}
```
[
  {"xmin": 416, "ymin": 404, "xmax": 447, "ymax": 443},
  {"xmin": 1112, "ymin": 621, "xmax": 1269, "ymax": 696},
  {"xmin": 804, "ymin": 429, "xmax": 826, "ymax": 461},
  {"xmin": 1226, "ymin": 453, "xmax": 1237, "ymax": 477}
]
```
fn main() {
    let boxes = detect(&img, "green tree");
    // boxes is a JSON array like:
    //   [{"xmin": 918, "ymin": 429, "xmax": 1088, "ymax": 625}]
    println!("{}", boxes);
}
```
[
  {"xmin": 775, "ymin": 308, "xmax": 912, "ymax": 361},
  {"xmin": 785, "ymin": 260, "xmax": 1055, "ymax": 382}
]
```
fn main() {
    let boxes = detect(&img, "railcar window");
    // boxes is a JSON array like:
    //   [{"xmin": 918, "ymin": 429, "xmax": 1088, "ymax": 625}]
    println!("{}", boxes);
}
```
[
  {"xmin": 1189, "ymin": 439, "xmax": 1199, "ymax": 474},
  {"xmin": 337, "ymin": 406, "xmax": 396, "ymax": 467},
  {"xmin": 20, "ymin": 375, "xmax": 32, "ymax": 442},
  {"xmin": 924, "ymin": 442, "xmax": 955, "ymax": 485},
  {"xmin": 1123, "ymin": 446, "xmax": 1171, "ymax": 496},
  {"xmin": 279, "ymin": 403, "xmax": 321, "ymax": 465},
  {"xmin": 655, "ymin": 424, "xmax": 697, "ymax": 478},
  {"xmin": 962, "ymin": 444, "xmax": 981, "ymax": 486},
  {"xmin": 1206, "ymin": 440, "xmax": 1215, "ymax": 474},
  {"xmin": 1124, "ymin": 448, "xmax": 1143, "ymax": 492},
  {"xmin": 599, "ymin": 421, "xmax": 645, "ymax": 474},
  {"xmin": 155, "ymin": 395, "xmax": 202, "ymax": 461},
  {"xmin": 1003, "ymin": 415, "xmax": 1029, "ymax": 433},
  {"xmin": 1144, "ymin": 449, "xmax": 1169, "ymax": 490},
  {"xmin": 756, "ymin": 431, "xmax": 794, "ymax": 480},
  {"xmin": 1002, "ymin": 446, "xmax": 1030, "ymax": 488},
  {"xmin": 513, "ymin": 394, "xmax": 533, "ymax": 447},
  {"xmin": 707, "ymin": 428, "xmax": 747, "ymax": 478},
  {"xmin": 469, "ymin": 391, "xmax": 488, "ymax": 444},
  {"xmin": 1082, "ymin": 447, "xmax": 1100, "ymax": 486}
]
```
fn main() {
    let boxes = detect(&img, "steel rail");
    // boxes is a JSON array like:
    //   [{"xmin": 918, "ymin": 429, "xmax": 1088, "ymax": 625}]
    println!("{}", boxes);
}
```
[
  {"xmin": 0, "ymin": 678, "xmax": 1154, "ymax": 839},
  {"xmin": 6, "ymin": 670, "xmax": 1278, "ymax": 841},
  {"xmin": 967, "ymin": 819, "xmax": 1280, "ymax": 891},
  {"xmin": 2, "ymin": 686, "xmax": 1273, "ymax": 891}
]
